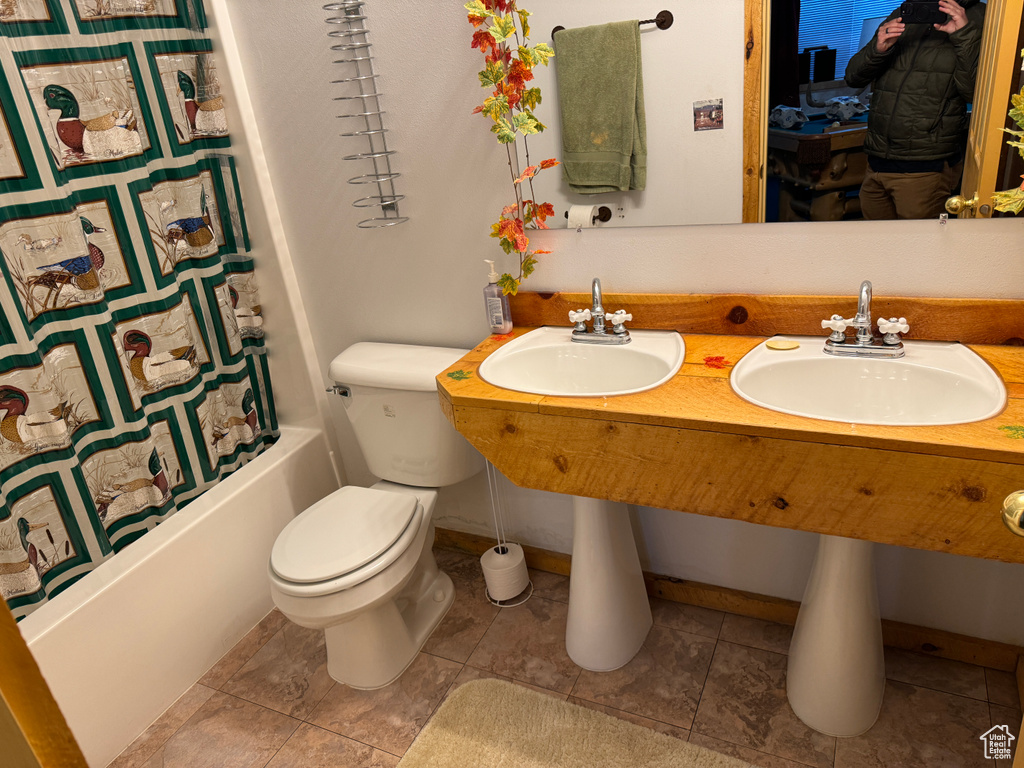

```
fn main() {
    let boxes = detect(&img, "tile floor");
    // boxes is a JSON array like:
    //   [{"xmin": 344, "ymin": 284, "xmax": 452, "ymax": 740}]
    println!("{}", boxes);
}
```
[{"xmin": 109, "ymin": 548, "xmax": 1021, "ymax": 768}]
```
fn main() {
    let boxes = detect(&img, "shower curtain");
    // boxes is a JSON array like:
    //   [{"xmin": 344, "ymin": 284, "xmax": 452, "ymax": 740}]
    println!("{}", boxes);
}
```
[{"xmin": 0, "ymin": 0, "xmax": 278, "ymax": 620}]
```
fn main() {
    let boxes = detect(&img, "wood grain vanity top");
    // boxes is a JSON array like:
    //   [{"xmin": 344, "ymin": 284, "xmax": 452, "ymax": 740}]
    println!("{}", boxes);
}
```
[
  {"xmin": 438, "ymin": 328, "xmax": 1024, "ymax": 467},
  {"xmin": 436, "ymin": 293, "xmax": 1024, "ymax": 565}
]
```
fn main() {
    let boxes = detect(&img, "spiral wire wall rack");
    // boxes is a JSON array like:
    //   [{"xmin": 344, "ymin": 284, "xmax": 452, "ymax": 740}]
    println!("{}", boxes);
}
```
[{"xmin": 324, "ymin": 1, "xmax": 408, "ymax": 228}]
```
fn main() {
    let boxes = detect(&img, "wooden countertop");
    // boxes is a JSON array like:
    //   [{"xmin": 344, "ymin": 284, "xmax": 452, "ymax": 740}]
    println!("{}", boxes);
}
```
[
  {"xmin": 437, "ymin": 293, "xmax": 1024, "ymax": 565},
  {"xmin": 438, "ymin": 328, "xmax": 1024, "ymax": 467}
]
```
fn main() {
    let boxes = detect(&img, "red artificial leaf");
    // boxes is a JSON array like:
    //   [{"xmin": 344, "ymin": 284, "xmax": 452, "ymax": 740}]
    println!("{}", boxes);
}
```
[
  {"xmin": 532, "ymin": 249, "xmax": 552, "ymax": 255},
  {"xmin": 504, "ymin": 85, "xmax": 521, "ymax": 109},
  {"xmin": 499, "ymin": 217, "xmax": 529, "ymax": 252},
  {"xmin": 472, "ymin": 29, "xmax": 496, "ymax": 53},
  {"xmin": 467, "ymin": 13, "xmax": 487, "ymax": 28},
  {"xmin": 703, "ymin": 356, "xmax": 732, "ymax": 370},
  {"xmin": 501, "ymin": 202, "xmax": 520, "ymax": 216},
  {"xmin": 486, "ymin": 46, "xmax": 512, "ymax": 67},
  {"xmin": 539, "ymin": 158, "xmax": 559, "ymax": 169},
  {"xmin": 507, "ymin": 59, "xmax": 534, "ymax": 92},
  {"xmin": 513, "ymin": 165, "xmax": 538, "ymax": 184},
  {"xmin": 472, "ymin": 104, "xmax": 484, "ymax": 114}
]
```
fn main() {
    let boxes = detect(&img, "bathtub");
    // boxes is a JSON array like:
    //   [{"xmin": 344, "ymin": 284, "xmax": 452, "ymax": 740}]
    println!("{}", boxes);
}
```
[{"xmin": 18, "ymin": 426, "xmax": 339, "ymax": 767}]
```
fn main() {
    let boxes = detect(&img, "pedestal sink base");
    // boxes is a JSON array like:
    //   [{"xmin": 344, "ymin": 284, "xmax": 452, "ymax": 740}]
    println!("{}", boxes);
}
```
[
  {"xmin": 566, "ymin": 497, "xmax": 652, "ymax": 671},
  {"xmin": 787, "ymin": 535, "xmax": 885, "ymax": 737}
]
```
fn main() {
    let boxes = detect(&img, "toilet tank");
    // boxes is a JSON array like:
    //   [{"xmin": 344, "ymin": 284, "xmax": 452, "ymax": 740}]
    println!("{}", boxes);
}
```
[{"xmin": 329, "ymin": 343, "xmax": 484, "ymax": 487}]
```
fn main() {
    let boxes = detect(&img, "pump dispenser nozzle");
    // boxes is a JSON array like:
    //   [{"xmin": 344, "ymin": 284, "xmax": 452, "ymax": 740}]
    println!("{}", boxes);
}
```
[{"xmin": 484, "ymin": 259, "xmax": 499, "ymax": 283}]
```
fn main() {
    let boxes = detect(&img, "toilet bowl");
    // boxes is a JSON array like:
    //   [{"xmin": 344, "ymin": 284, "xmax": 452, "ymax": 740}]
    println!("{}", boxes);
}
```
[{"xmin": 268, "ymin": 343, "xmax": 482, "ymax": 689}]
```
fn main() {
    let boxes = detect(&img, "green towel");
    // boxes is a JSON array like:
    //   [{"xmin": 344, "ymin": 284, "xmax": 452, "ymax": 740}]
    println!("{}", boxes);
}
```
[{"xmin": 555, "ymin": 20, "xmax": 647, "ymax": 194}]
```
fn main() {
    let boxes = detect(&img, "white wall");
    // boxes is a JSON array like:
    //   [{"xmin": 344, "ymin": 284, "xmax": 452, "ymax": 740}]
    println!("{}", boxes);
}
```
[
  {"xmin": 514, "ymin": 0, "xmax": 745, "ymax": 227},
  {"xmin": 225, "ymin": 0, "xmax": 1024, "ymax": 645}
]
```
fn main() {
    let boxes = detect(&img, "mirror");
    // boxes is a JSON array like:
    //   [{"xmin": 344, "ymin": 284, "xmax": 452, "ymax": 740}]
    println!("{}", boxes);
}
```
[
  {"xmin": 746, "ymin": 0, "xmax": 1024, "ymax": 223},
  {"xmin": 514, "ymin": 1, "xmax": 1019, "ymax": 227},
  {"xmin": 522, "ymin": 0, "xmax": 745, "ymax": 229}
]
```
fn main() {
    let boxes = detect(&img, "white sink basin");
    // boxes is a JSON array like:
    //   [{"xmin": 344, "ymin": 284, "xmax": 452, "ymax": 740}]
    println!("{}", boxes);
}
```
[
  {"xmin": 478, "ymin": 326, "xmax": 685, "ymax": 397},
  {"xmin": 730, "ymin": 336, "xmax": 1006, "ymax": 426}
]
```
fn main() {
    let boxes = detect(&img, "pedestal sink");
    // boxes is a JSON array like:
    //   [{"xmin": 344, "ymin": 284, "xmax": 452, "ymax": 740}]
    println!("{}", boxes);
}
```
[
  {"xmin": 480, "ymin": 326, "xmax": 685, "ymax": 671},
  {"xmin": 731, "ymin": 336, "xmax": 1007, "ymax": 736}
]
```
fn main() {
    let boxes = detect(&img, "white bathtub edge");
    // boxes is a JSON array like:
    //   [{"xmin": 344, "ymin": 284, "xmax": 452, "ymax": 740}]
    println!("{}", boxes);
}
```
[{"xmin": 22, "ymin": 426, "xmax": 339, "ymax": 767}]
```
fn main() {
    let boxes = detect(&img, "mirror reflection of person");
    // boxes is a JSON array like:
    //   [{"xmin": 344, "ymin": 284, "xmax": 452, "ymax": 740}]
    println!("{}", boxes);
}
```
[{"xmin": 845, "ymin": 0, "xmax": 986, "ymax": 220}]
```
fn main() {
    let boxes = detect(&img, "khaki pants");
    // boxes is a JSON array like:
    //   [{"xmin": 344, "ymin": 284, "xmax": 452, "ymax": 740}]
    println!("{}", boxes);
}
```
[{"xmin": 859, "ymin": 161, "xmax": 963, "ymax": 220}]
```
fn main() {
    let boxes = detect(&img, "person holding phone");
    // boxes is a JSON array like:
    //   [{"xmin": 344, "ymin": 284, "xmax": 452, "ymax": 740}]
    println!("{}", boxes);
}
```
[{"xmin": 845, "ymin": 0, "xmax": 986, "ymax": 220}]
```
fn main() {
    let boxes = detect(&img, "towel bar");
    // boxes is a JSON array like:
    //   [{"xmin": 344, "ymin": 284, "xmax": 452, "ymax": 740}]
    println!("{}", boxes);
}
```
[{"xmin": 551, "ymin": 10, "xmax": 673, "ymax": 39}]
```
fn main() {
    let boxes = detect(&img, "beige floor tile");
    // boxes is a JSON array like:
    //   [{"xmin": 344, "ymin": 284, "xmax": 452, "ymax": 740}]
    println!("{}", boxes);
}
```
[
  {"xmin": 569, "ymin": 695, "xmax": 691, "ymax": 740},
  {"xmin": 108, "ymin": 684, "xmax": 217, "ymax": 768},
  {"xmin": 570, "ymin": 624, "xmax": 716, "ymax": 730},
  {"xmin": 265, "ymin": 722, "xmax": 399, "ymax": 768},
  {"xmin": 650, "ymin": 598, "xmax": 725, "ymax": 639},
  {"xmin": 199, "ymin": 609, "xmax": 289, "ymax": 689},
  {"xmin": 529, "ymin": 568, "xmax": 570, "ymax": 603},
  {"xmin": 466, "ymin": 596, "xmax": 581, "ymax": 693},
  {"xmin": 421, "ymin": 561, "xmax": 499, "ymax": 663},
  {"xmin": 884, "ymin": 648, "xmax": 988, "ymax": 701},
  {"xmin": 834, "ymin": 680, "xmax": 991, "ymax": 768},
  {"xmin": 141, "ymin": 691, "xmax": 299, "ymax": 768},
  {"xmin": 990, "ymin": 704, "xmax": 1020, "ymax": 768},
  {"xmin": 307, "ymin": 652, "xmax": 462, "ymax": 755},
  {"xmin": 689, "ymin": 732, "xmax": 821, "ymax": 768},
  {"xmin": 433, "ymin": 548, "xmax": 482, "ymax": 584},
  {"xmin": 221, "ymin": 621, "xmax": 333, "ymax": 719},
  {"xmin": 986, "ymin": 668, "xmax": 1021, "ymax": 709},
  {"xmin": 450, "ymin": 663, "xmax": 567, "ymax": 700},
  {"xmin": 719, "ymin": 613, "xmax": 794, "ymax": 655},
  {"xmin": 691, "ymin": 641, "xmax": 835, "ymax": 768}
]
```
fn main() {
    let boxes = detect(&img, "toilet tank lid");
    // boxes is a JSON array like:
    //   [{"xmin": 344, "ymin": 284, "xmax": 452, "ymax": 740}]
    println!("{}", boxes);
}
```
[{"xmin": 329, "ymin": 342, "xmax": 470, "ymax": 392}]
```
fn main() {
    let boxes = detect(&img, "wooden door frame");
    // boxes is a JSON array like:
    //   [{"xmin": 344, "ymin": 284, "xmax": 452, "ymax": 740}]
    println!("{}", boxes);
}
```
[
  {"xmin": 961, "ymin": 0, "xmax": 1024, "ymax": 215},
  {"xmin": 0, "ymin": 601, "xmax": 86, "ymax": 767}
]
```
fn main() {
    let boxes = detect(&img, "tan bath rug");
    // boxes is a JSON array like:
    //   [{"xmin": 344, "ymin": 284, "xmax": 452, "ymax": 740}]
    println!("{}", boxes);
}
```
[{"xmin": 398, "ymin": 678, "xmax": 751, "ymax": 768}]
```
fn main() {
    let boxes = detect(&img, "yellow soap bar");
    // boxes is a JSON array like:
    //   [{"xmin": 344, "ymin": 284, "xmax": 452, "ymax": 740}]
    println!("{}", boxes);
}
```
[{"xmin": 766, "ymin": 339, "xmax": 800, "ymax": 350}]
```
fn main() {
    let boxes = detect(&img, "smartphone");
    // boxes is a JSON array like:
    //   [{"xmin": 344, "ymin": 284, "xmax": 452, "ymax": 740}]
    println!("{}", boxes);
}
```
[{"xmin": 898, "ymin": 1, "xmax": 948, "ymax": 24}]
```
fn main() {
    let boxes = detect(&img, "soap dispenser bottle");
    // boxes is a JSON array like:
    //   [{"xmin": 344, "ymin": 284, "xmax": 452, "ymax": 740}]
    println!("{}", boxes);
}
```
[{"xmin": 483, "ymin": 260, "xmax": 512, "ymax": 334}]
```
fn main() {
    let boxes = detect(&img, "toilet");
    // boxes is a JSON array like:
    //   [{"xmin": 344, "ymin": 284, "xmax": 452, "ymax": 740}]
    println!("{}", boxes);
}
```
[{"xmin": 268, "ymin": 343, "xmax": 482, "ymax": 689}]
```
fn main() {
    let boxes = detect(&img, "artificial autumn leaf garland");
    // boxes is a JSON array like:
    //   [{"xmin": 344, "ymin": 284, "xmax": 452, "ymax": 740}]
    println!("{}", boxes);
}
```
[{"xmin": 466, "ymin": 0, "xmax": 558, "ymax": 295}]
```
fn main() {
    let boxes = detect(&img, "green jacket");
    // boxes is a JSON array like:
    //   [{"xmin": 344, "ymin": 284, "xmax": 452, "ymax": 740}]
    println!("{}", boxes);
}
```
[{"xmin": 845, "ymin": 0, "xmax": 986, "ymax": 162}]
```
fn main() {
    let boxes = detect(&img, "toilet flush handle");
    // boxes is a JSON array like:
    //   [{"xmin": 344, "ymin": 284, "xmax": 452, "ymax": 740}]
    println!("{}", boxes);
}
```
[{"xmin": 326, "ymin": 384, "xmax": 351, "ymax": 398}]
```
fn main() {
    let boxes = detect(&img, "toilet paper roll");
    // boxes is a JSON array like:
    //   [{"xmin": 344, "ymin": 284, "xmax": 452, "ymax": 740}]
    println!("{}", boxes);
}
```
[
  {"xmin": 566, "ymin": 204, "xmax": 599, "ymax": 229},
  {"xmin": 480, "ymin": 542, "xmax": 530, "ymax": 601}
]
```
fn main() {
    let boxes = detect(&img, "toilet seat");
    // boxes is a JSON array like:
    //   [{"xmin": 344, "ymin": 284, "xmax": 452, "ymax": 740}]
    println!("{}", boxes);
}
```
[{"xmin": 270, "ymin": 486, "xmax": 422, "ymax": 597}]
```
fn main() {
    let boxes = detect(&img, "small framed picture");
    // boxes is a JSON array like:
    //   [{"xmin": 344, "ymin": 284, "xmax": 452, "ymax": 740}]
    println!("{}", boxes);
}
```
[{"xmin": 694, "ymin": 99, "xmax": 724, "ymax": 131}]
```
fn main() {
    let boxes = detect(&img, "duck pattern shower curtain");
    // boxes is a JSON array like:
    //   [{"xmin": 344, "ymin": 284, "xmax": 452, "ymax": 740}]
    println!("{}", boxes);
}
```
[{"xmin": 0, "ymin": 0, "xmax": 278, "ymax": 620}]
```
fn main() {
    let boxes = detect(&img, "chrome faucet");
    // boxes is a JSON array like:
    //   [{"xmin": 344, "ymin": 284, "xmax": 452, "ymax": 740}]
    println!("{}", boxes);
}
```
[
  {"xmin": 853, "ymin": 280, "xmax": 873, "ymax": 345},
  {"xmin": 569, "ymin": 278, "xmax": 632, "ymax": 344},
  {"xmin": 591, "ymin": 277, "xmax": 606, "ymax": 334},
  {"xmin": 821, "ymin": 280, "xmax": 909, "ymax": 358}
]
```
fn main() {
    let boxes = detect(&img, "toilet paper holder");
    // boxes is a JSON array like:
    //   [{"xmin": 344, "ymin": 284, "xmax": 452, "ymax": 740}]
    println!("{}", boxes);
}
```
[{"xmin": 564, "ymin": 206, "xmax": 613, "ymax": 225}]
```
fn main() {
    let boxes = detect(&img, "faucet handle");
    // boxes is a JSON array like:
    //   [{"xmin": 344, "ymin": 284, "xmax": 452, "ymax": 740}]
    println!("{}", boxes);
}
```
[
  {"xmin": 569, "ymin": 309, "xmax": 592, "ymax": 324},
  {"xmin": 608, "ymin": 310, "xmax": 632, "ymax": 335},
  {"xmin": 877, "ymin": 317, "xmax": 909, "ymax": 335},
  {"xmin": 821, "ymin": 314, "xmax": 849, "ymax": 343},
  {"xmin": 822, "ymin": 315, "xmax": 848, "ymax": 333},
  {"xmin": 878, "ymin": 317, "xmax": 909, "ymax": 345}
]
